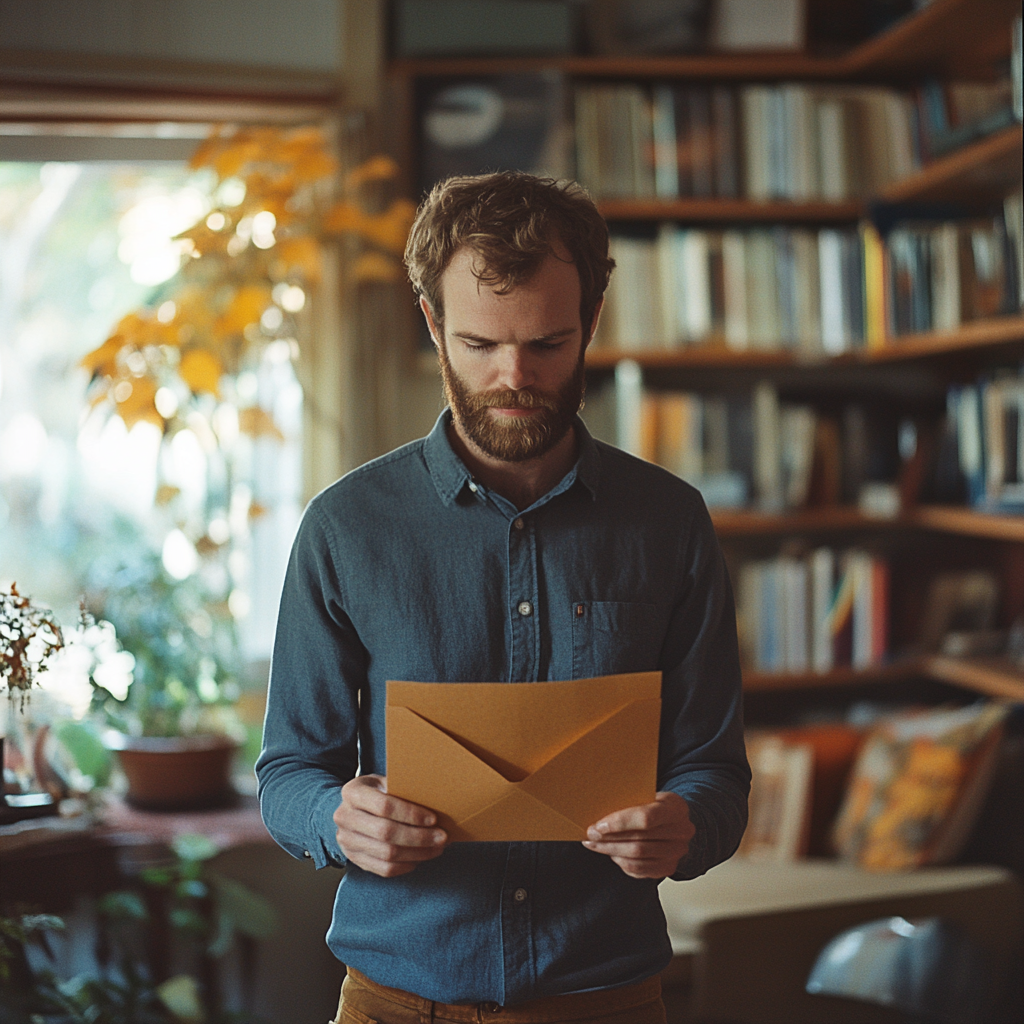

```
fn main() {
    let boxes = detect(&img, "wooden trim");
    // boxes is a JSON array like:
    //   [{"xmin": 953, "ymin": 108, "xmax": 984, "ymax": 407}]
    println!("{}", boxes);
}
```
[
  {"xmin": 598, "ymin": 198, "xmax": 863, "ymax": 222},
  {"xmin": 878, "ymin": 125, "xmax": 1023, "ymax": 205},
  {"xmin": 0, "ymin": 48, "xmax": 342, "ymax": 103}
]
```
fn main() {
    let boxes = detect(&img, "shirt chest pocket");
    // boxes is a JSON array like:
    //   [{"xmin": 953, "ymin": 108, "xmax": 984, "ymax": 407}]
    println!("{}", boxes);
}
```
[{"xmin": 571, "ymin": 601, "xmax": 663, "ymax": 679}]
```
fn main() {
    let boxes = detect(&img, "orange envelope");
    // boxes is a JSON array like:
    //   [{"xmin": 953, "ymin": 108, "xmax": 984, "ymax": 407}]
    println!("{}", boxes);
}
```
[{"xmin": 385, "ymin": 672, "xmax": 661, "ymax": 842}]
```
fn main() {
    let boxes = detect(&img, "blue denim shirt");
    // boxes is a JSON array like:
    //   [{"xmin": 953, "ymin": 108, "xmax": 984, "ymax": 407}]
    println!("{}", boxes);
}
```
[{"xmin": 256, "ymin": 411, "xmax": 749, "ymax": 1005}]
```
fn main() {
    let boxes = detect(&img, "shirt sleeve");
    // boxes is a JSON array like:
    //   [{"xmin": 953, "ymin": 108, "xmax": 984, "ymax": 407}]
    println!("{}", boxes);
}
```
[
  {"xmin": 656, "ymin": 496, "xmax": 750, "ymax": 881},
  {"xmin": 256, "ymin": 500, "xmax": 363, "ymax": 868}
]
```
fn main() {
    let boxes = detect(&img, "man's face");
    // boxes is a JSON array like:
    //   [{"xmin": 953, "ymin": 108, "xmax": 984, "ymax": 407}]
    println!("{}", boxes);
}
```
[{"xmin": 426, "ymin": 246, "xmax": 590, "ymax": 463}]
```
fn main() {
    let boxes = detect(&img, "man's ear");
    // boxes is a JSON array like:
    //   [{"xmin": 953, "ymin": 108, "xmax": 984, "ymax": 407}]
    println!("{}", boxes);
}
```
[
  {"xmin": 420, "ymin": 296, "xmax": 442, "ymax": 350},
  {"xmin": 584, "ymin": 298, "xmax": 604, "ymax": 351}
]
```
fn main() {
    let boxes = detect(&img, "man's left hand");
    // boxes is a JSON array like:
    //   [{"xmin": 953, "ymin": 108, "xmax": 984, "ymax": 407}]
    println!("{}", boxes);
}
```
[{"xmin": 583, "ymin": 791, "xmax": 695, "ymax": 879}]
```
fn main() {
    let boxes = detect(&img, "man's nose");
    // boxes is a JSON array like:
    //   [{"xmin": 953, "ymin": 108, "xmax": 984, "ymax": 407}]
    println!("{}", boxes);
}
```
[{"xmin": 497, "ymin": 345, "xmax": 535, "ymax": 390}]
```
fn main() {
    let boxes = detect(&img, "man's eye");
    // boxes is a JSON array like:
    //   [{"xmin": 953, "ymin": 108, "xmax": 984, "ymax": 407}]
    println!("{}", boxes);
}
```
[{"xmin": 533, "ymin": 340, "xmax": 564, "ymax": 351}]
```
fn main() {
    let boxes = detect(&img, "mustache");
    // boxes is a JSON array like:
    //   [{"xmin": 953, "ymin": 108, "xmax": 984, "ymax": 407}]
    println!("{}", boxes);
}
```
[{"xmin": 473, "ymin": 388, "xmax": 559, "ymax": 411}]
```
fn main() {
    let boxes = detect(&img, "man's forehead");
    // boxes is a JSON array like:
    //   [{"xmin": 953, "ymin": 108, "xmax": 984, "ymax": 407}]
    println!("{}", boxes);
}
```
[{"xmin": 443, "ymin": 244, "xmax": 579, "ymax": 295}]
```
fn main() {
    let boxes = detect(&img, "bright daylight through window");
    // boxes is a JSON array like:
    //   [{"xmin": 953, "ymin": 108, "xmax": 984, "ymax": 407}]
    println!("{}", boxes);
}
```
[{"xmin": 0, "ymin": 158, "xmax": 303, "ymax": 730}]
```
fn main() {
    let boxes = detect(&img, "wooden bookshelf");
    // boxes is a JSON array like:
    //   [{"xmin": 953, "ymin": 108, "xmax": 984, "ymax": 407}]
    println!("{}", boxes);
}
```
[
  {"xmin": 878, "ymin": 124, "xmax": 1023, "ymax": 206},
  {"xmin": 597, "ymin": 198, "xmax": 863, "ymax": 223},
  {"xmin": 586, "ymin": 346, "xmax": 798, "ymax": 371}
]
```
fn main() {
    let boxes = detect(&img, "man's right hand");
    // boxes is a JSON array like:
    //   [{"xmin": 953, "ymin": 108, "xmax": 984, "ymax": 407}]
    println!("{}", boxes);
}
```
[{"xmin": 333, "ymin": 774, "xmax": 448, "ymax": 877}]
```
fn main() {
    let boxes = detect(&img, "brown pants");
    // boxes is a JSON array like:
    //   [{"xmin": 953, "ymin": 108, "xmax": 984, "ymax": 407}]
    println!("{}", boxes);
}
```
[{"xmin": 333, "ymin": 966, "xmax": 667, "ymax": 1024}]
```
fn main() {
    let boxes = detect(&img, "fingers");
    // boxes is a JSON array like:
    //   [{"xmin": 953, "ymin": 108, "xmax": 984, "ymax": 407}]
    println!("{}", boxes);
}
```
[
  {"xmin": 588, "ymin": 791, "xmax": 691, "ymax": 839},
  {"xmin": 341, "ymin": 774, "xmax": 438, "ymax": 827},
  {"xmin": 334, "ymin": 774, "xmax": 448, "ymax": 878},
  {"xmin": 582, "ymin": 792, "xmax": 694, "ymax": 879}
]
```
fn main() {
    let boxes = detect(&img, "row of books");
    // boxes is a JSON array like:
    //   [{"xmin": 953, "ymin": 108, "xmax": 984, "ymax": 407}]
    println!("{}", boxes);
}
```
[
  {"xmin": 915, "ymin": 77, "xmax": 1018, "ymax": 162},
  {"xmin": 887, "ymin": 201, "xmax": 1022, "ymax": 337},
  {"xmin": 574, "ymin": 82, "xmax": 917, "ymax": 202},
  {"xmin": 950, "ymin": 368, "xmax": 1024, "ymax": 513},
  {"xmin": 585, "ymin": 374, "xmax": 821, "ymax": 512},
  {"xmin": 737, "ymin": 548, "xmax": 890, "ymax": 675},
  {"xmin": 596, "ymin": 199, "xmax": 1023, "ymax": 352},
  {"xmin": 598, "ymin": 225, "xmax": 868, "ymax": 352},
  {"xmin": 585, "ymin": 372, "xmax": 908, "ymax": 514}
]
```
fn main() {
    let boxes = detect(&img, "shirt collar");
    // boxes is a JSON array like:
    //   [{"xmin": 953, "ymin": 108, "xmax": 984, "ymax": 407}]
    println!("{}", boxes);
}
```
[{"xmin": 423, "ymin": 409, "xmax": 601, "ymax": 508}]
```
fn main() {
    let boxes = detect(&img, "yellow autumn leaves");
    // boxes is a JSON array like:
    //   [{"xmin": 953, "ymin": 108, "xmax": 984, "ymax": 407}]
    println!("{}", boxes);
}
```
[{"xmin": 83, "ymin": 125, "xmax": 415, "ymax": 433}]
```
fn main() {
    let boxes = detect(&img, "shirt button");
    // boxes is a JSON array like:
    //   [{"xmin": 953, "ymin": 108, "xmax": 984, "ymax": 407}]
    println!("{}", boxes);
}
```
[
  {"xmin": 513, "ymin": 517, "xmax": 525, "ymax": 530},
  {"xmin": 303, "ymin": 850, "xmax": 311, "ymax": 859},
  {"xmin": 517, "ymin": 601, "xmax": 532, "ymax": 617},
  {"xmin": 513, "ymin": 887, "xmax": 527, "ymax": 902},
  {"xmin": 468, "ymin": 482, "xmax": 478, "ymax": 493}
]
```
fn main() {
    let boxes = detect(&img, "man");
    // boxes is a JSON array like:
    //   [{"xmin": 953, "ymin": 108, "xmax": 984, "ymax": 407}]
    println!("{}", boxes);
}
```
[{"xmin": 257, "ymin": 172, "xmax": 749, "ymax": 1024}]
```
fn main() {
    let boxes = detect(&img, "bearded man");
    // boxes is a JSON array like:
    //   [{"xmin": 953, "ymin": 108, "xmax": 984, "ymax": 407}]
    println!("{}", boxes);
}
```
[{"xmin": 257, "ymin": 172, "xmax": 749, "ymax": 1024}]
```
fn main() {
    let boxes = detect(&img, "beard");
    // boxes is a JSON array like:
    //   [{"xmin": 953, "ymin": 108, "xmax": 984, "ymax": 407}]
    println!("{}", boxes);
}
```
[{"xmin": 438, "ymin": 343, "xmax": 586, "ymax": 463}]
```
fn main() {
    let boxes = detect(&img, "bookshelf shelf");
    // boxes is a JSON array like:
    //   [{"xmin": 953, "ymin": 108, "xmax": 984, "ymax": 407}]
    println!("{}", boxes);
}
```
[
  {"xmin": 742, "ymin": 663, "xmax": 919, "ymax": 692},
  {"xmin": 878, "ymin": 125, "xmax": 1023, "ymax": 206},
  {"xmin": 597, "ymin": 198, "xmax": 863, "ymax": 223},
  {"xmin": 744, "ymin": 656, "xmax": 1024, "ymax": 700},
  {"xmin": 389, "ymin": 53, "xmax": 844, "ymax": 83},
  {"xmin": 711, "ymin": 507, "xmax": 1024, "ymax": 541},
  {"xmin": 909, "ymin": 506, "xmax": 1024, "ymax": 542},
  {"xmin": 712, "ymin": 508, "xmax": 892, "ymax": 537},
  {"xmin": 867, "ymin": 314, "xmax": 1024, "ymax": 362},
  {"xmin": 585, "ymin": 316, "xmax": 1024, "ymax": 371},
  {"xmin": 842, "ymin": 0, "xmax": 1021, "ymax": 80},
  {"xmin": 923, "ymin": 655, "xmax": 1024, "ymax": 700}
]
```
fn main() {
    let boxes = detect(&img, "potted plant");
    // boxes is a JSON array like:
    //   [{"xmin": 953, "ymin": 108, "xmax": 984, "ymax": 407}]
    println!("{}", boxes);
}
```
[
  {"xmin": 0, "ymin": 584, "xmax": 64, "ymax": 822},
  {"xmin": 83, "ymin": 553, "xmax": 246, "ymax": 811}
]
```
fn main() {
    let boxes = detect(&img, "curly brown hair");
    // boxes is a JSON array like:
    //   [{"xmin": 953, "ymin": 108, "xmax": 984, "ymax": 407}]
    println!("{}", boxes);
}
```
[{"xmin": 404, "ymin": 172, "xmax": 615, "ymax": 338}]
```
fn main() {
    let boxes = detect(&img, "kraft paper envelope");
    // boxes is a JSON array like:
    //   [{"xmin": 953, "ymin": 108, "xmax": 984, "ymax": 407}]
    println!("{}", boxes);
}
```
[{"xmin": 386, "ymin": 672, "xmax": 661, "ymax": 842}]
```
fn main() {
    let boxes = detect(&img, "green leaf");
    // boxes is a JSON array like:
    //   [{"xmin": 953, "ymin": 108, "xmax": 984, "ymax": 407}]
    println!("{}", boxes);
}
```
[
  {"xmin": 211, "ymin": 876, "xmax": 276, "ymax": 940},
  {"xmin": 173, "ymin": 833, "xmax": 219, "ymax": 863},
  {"xmin": 169, "ymin": 908, "xmax": 207, "ymax": 936},
  {"xmin": 142, "ymin": 867, "xmax": 174, "ymax": 887},
  {"xmin": 99, "ymin": 890, "xmax": 148, "ymax": 921},
  {"xmin": 54, "ymin": 719, "xmax": 113, "ymax": 785},
  {"xmin": 156, "ymin": 974, "xmax": 206, "ymax": 1023},
  {"xmin": 175, "ymin": 879, "xmax": 208, "ymax": 900}
]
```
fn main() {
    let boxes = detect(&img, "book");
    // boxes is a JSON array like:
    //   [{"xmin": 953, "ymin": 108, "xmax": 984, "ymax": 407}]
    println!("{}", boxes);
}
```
[{"xmin": 737, "ymin": 731, "xmax": 814, "ymax": 862}]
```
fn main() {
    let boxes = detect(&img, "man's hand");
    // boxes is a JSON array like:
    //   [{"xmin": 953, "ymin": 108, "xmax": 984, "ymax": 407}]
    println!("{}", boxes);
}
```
[
  {"xmin": 333, "ymin": 774, "xmax": 448, "ymax": 877},
  {"xmin": 582, "ymin": 791, "xmax": 695, "ymax": 879}
]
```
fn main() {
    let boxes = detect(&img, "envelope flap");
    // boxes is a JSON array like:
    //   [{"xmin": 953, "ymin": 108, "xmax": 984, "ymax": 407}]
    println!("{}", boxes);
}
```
[
  {"xmin": 387, "ymin": 673, "xmax": 661, "ymax": 777},
  {"xmin": 453, "ymin": 788, "xmax": 586, "ymax": 842},
  {"xmin": 519, "ymin": 698, "xmax": 661, "ymax": 829},
  {"xmin": 386, "ymin": 706, "xmax": 510, "ymax": 824}
]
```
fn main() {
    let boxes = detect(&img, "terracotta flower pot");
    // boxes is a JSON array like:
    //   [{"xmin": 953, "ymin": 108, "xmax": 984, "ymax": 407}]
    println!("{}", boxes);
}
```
[{"xmin": 105, "ymin": 733, "xmax": 238, "ymax": 811}]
